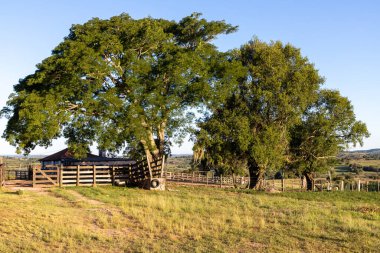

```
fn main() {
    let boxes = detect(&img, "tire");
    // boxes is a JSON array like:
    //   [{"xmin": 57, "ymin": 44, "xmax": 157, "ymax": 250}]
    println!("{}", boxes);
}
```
[{"xmin": 150, "ymin": 179, "xmax": 160, "ymax": 189}]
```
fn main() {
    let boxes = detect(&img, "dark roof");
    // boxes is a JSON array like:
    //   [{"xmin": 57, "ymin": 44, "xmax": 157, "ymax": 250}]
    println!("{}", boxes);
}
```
[
  {"xmin": 39, "ymin": 148, "xmax": 98, "ymax": 162},
  {"xmin": 39, "ymin": 148, "xmax": 133, "ymax": 163}
]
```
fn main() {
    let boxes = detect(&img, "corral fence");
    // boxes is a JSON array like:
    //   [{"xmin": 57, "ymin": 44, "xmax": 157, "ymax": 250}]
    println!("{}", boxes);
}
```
[
  {"xmin": 165, "ymin": 171, "xmax": 249, "ymax": 188},
  {"xmin": 4, "ymin": 168, "xmax": 32, "ymax": 180},
  {"xmin": 0, "ymin": 157, "xmax": 34, "ymax": 180},
  {"xmin": 32, "ymin": 158, "xmax": 163, "ymax": 188},
  {"xmin": 165, "ymin": 171, "xmax": 380, "ymax": 192},
  {"xmin": 309, "ymin": 178, "xmax": 380, "ymax": 192}
]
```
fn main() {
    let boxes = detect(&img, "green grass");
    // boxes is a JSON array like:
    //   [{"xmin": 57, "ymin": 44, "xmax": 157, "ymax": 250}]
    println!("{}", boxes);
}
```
[
  {"xmin": 350, "ymin": 159, "xmax": 380, "ymax": 168},
  {"xmin": 166, "ymin": 155, "xmax": 192, "ymax": 172},
  {"xmin": 0, "ymin": 186, "xmax": 379, "ymax": 252}
]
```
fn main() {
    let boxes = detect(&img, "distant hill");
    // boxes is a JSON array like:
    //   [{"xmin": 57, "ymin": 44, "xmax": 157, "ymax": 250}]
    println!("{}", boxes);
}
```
[
  {"xmin": 346, "ymin": 149, "xmax": 380, "ymax": 154},
  {"xmin": 339, "ymin": 148, "xmax": 380, "ymax": 160}
]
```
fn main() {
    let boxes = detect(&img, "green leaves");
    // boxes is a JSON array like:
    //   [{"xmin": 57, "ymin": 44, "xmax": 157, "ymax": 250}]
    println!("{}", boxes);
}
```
[
  {"xmin": 194, "ymin": 39, "xmax": 325, "ymax": 185},
  {"xmin": 289, "ymin": 89, "xmax": 370, "ymax": 175},
  {"xmin": 1, "ymin": 13, "xmax": 237, "ymax": 159}
]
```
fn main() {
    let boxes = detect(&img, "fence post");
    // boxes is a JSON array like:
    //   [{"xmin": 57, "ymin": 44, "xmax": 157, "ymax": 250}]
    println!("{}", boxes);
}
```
[
  {"xmin": 32, "ymin": 167, "xmax": 36, "ymax": 188},
  {"xmin": 358, "ymin": 180, "xmax": 361, "ymax": 192},
  {"xmin": 192, "ymin": 172, "xmax": 194, "ymax": 183},
  {"xmin": 111, "ymin": 166, "xmax": 115, "ymax": 186},
  {"xmin": 160, "ymin": 156, "xmax": 165, "ymax": 178},
  {"xmin": 340, "ymin": 180, "xmax": 344, "ymax": 191},
  {"xmin": 93, "ymin": 165, "xmax": 96, "ymax": 187},
  {"xmin": 76, "ymin": 165, "xmax": 80, "ymax": 186},
  {"xmin": 0, "ymin": 157, "xmax": 2, "ymax": 188},
  {"xmin": 206, "ymin": 174, "xmax": 209, "ymax": 185},
  {"xmin": 59, "ymin": 164, "xmax": 63, "ymax": 187},
  {"xmin": 220, "ymin": 175, "xmax": 223, "ymax": 188},
  {"xmin": 281, "ymin": 178, "xmax": 285, "ymax": 192},
  {"xmin": 0, "ymin": 167, "xmax": 2, "ymax": 188}
]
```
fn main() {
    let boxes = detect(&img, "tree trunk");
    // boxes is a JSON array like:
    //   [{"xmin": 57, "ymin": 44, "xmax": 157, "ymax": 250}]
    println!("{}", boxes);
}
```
[
  {"xmin": 301, "ymin": 176, "xmax": 307, "ymax": 189},
  {"xmin": 248, "ymin": 165, "xmax": 265, "ymax": 190},
  {"xmin": 303, "ymin": 172, "xmax": 314, "ymax": 191},
  {"xmin": 158, "ymin": 122, "xmax": 166, "ymax": 157},
  {"xmin": 141, "ymin": 132, "xmax": 161, "ymax": 162},
  {"xmin": 141, "ymin": 136, "xmax": 160, "ymax": 179}
]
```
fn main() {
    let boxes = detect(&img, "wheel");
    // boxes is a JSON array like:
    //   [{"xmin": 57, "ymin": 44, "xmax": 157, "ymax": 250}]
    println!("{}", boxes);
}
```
[{"xmin": 151, "ymin": 179, "xmax": 160, "ymax": 188}]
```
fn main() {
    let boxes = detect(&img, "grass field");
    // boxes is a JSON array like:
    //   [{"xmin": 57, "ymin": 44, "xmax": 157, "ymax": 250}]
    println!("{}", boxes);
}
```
[
  {"xmin": 349, "ymin": 159, "xmax": 380, "ymax": 168},
  {"xmin": 0, "ymin": 185, "xmax": 379, "ymax": 252},
  {"xmin": 165, "ymin": 155, "xmax": 193, "ymax": 172}
]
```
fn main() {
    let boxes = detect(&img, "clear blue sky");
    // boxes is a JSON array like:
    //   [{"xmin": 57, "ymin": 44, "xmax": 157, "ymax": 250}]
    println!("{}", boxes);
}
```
[{"xmin": 0, "ymin": 0, "xmax": 379, "ymax": 155}]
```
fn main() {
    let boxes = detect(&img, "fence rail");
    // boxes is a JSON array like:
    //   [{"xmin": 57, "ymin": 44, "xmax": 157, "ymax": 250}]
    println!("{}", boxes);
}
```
[
  {"xmin": 165, "ymin": 172, "xmax": 250, "ymax": 187},
  {"xmin": 164, "ymin": 172, "xmax": 380, "ymax": 192},
  {"xmin": 32, "ymin": 158, "xmax": 163, "ymax": 188}
]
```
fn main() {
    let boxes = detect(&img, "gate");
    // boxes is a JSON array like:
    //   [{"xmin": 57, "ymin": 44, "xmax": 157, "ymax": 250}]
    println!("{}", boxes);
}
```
[{"xmin": 33, "ymin": 165, "xmax": 59, "ymax": 187}]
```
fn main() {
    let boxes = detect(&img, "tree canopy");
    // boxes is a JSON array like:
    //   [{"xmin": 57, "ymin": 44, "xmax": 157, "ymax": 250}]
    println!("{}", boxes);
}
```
[
  {"xmin": 1, "ymin": 13, "xmax": 369, "ymax": 190},
  {"xmin": 194, "ymin": 39, "xmax": 326, "ymax": 189},
  {"xmin": 1, "ymin": 13, "xmax": 238, "ymax": 161},
  {"xmin": 289, "ymin": 89, "xmax": 370, "ymax": 189},
  {"xmin": 194, "ymin": 39, "xmax": 369, "ymax": 189}
]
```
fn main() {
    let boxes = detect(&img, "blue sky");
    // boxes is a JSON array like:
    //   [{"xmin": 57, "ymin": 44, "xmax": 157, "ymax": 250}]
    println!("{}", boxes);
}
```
[{"xmin": 0, "ymin": 0, "xmax": 379, "ymax": 155}]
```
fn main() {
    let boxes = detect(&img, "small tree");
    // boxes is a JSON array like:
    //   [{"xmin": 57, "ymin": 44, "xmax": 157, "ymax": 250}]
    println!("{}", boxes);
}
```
[
  {"xmin": 193, "ymin": 94, "xmax": 250, "ymax": 177},
  {"xmin": 289, "ymin": 89, "xmax": 369, "ymax": 190},
  {"xmin": 195, "ymin": 38, "xmax": 324, "ymax": 189}
]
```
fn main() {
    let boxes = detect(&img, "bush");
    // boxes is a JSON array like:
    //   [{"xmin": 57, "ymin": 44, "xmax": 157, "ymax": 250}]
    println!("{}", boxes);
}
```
[
  {"xmin": 345, "ymin": 174, "xmax": 354, "ymax": 180},
  {"xmin": 333, "ymin": 175, "xmax": 344, "ymax": 181}
]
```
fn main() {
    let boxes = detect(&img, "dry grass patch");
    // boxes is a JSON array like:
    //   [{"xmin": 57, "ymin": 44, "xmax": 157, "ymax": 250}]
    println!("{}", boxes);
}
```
[{"xmin": 0, "ymin": 186, "xmax": 379, "ymax": 252}]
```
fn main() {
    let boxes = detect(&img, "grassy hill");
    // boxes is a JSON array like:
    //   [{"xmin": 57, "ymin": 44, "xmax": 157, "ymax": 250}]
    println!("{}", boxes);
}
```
[
  {"xmin": 0, "ymin": 156, "xmax": 39, "ymax": 170},
  {"xmin": 0, "ymin": 185, "xmax": 379, "ymax": 252},
  {"xmin": 166, "ymin": 155, "xmax": 192, "ymax": 172}
]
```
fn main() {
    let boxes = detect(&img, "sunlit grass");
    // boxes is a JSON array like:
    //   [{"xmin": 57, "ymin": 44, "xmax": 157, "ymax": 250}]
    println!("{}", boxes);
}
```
[{"xmin": 0, "ymin": 186, "xmax": 379, "ymax": 252}]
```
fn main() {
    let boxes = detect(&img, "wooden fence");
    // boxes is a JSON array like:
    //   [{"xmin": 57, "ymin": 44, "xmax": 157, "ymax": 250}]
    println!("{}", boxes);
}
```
[
  {"xmin": 165, "ymin": 172, "xmax": 249, "ymax": 187},
  {"xmin": 165, "ymin": 172, "xmax": 301, "ymax": 189},
  {"xmin": 3, "ymin": 169, "xmax": 32, "ymax": 180},
  {"xmin": 24, "ymin": 158, "xmax": 380, "ymax": 192},
  {"xmin": 32, "ymin": 158, "xmax": 163, "ymax": 188},
  {"xmin": 164, "ymin": 172, "xmax": 380, "ymax": 192}
]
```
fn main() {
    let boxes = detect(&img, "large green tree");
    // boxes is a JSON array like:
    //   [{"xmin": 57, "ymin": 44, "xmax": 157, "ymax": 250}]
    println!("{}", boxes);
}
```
[
  {"xmin": 1, "ymin": 13, "xmax": 238, "ymax": 162},
  {"xmin": 195, "ymin": 39, "xmax": 324, "ymax": 189},
  {"xmin": 289, "ymin": 89, "xmax": 369, "ymax": 190}
]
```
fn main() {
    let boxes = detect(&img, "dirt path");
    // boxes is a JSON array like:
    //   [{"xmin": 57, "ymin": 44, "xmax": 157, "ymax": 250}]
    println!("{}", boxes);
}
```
[
  {"xmin": 65, "ymin": 189, "xmax": 105, "ymax": 206},
  {"xmin": 2, "ymin": 180, "xmax": 50, "ymax": 194}
]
